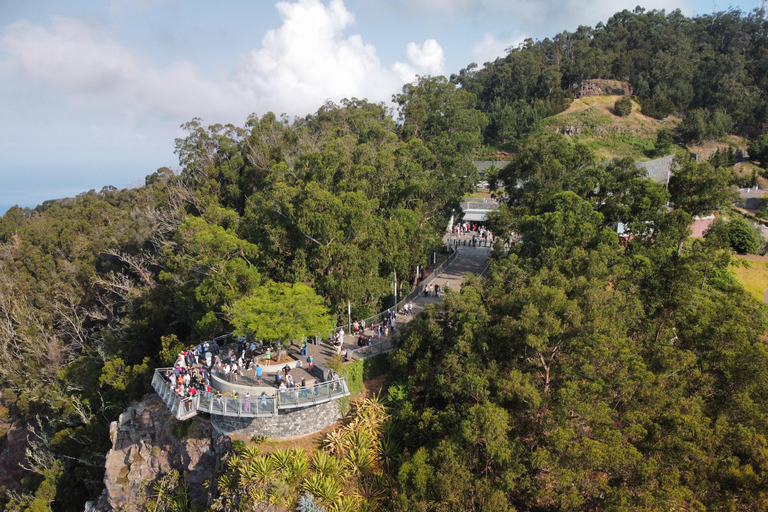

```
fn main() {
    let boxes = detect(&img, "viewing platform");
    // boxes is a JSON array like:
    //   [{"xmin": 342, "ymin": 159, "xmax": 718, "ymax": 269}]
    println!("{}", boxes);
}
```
[{"xmin": 151, "ymin": 368, "xmax": 350, "ymax": 421}]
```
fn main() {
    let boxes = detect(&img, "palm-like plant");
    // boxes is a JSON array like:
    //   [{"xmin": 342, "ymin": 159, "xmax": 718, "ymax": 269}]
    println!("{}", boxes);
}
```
[
  {"xmin": 324, "ymin": 429, "xmax": 348, "ymax": 458},
  {"xmin": 286, "ymin": 451, "xmax": 309, "ymax": 482},
  {"xmin": 355, "ymin": 471, "xmax": 389, "ymax": 505},
  {"xmin": 312, "ymin": 451, "xmax": 341, "ymax": 478},
  {"xmin": 251, "ymin": 456, "xmax": 275, "ymax": 487},
  {"xmin": 241, "ymin": 446, "xmax": 260, "ymax": 460},
  {"xmin": 328, "ymin": 495, "xmax": 360, "ymax": 512},
  {"xmin": 303, "ymin": 473, "xmax": 342, "ymax": 505},
  {"xmin": 345, "ymin": 428, "xmax": 375, "ymax": 454},
  {"xmin": 377, "ymin": 436, "xmax": 402, "ymax": 470},
  {"xmin": 343, "ymin": 447, "xmax": 375, "ymax": 477},
  {"xmin": 269, "ymin": 448, "xmax": 293, "ymax": 472}
]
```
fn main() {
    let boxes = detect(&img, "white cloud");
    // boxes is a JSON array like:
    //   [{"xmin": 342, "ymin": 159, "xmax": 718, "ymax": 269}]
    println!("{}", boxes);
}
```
[
  {"xmin": 392, "ymin": 39, "xmax": 445, "ymax": 83},
  {"xmin": 232, "ymin": 0, "xmax": 401, "ymax": 115},
  {"xmin": 471, "ymin": 31, "xmax": 527, "ymax": 64},
  {"xmin": 0, "ymin": 0, "xmax": 447, "ymax": 123},
  {"xmin": 0, "ymin": 16, "xmax": 242, "ymax": 119}
]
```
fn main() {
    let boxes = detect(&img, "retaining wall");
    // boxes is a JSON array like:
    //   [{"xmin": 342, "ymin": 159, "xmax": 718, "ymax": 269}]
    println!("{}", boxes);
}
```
[{"xmin": 210, "ymin": 399, "xmax": 342, "ymax": 440}]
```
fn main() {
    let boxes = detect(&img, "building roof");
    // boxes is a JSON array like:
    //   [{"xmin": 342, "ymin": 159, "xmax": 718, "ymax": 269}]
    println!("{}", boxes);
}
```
[{"xmin": 635, "ymin": 155, "xmax": 675, "ymax": 184}]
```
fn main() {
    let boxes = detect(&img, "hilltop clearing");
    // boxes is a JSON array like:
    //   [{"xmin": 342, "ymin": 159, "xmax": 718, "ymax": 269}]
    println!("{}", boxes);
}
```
[{"xmin": 542, "ymin": 95, "xmax": 675, "ymax": 161}]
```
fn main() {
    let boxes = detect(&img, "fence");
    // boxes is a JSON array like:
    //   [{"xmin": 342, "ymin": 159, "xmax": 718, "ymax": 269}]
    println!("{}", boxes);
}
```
[
  {"xmin": 333, "ymin": 248, "xmax": 460, "ymax": 339},
  {"xmin": 346, "ymin": 248, "xmax": 461, "ymax": 360},
  {"xmin": 151, "ymin": 368, "xmax": 349, "ymax": 419}
]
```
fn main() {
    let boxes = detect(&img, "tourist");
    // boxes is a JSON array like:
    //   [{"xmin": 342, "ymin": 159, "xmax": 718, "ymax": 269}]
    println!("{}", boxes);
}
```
[
  {"xmin": 300, "ymin": 378, "xmax": 307, "ymax": 398},
  {"xmin": 307, "ymin": 355, "xmax": 313, "ymax": 372},
  {"xmin": 287, "ymin": 374, "xmax": 294, "ymax": 387},
  {"xmin": 313, "ymin": 377, "xmax": 320, "ymax": 395},
  {"xmin": 361, "ymin": 319, "xmax": 366, "ymax": 332},
  {"xmin": 332, "ymin": 372, "xmax": 340, "ymax": 391},
  {"xmin": 255, "ymin": 364, "xmax": 262, "ymax": 384},
  {"xmin": 265, "ymin": 347, "xmax": 271, "ymax": 365},
  {"xmin": 341, "ymin": 348, "xmax": 348, "ymax": 362},
  {"xmin": 283, "ymin": 364, "xmax": 291, "ymax": 378},
  {"xmin": 260, "ymin": 392, "xmax": 267, "ymax": 411},
  {"xmin": 278, "ymin": 382, "xmax": 287, "ymax": 402},
  {"xmin": 244, "ymin": 391, "xmax": 251, "ymax": 412}
]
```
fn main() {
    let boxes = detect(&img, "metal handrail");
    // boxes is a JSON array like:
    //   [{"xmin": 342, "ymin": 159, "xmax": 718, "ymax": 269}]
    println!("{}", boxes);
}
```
[
  {"xmin": 151, "ymin": 368, "xmax": 350, "ymax": 419},
  {"xmin": 331, "ymin": 248, "xmax": 460, "ymax": 338}
]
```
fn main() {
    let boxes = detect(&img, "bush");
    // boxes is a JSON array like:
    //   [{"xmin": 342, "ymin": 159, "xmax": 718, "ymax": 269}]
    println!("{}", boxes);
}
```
[
  {"xmin": 653, "ymin": 129, "xmax": 674, "ymax": 156},
  {"xmin": 728, "ymin": 218, "xmax": 763, "ymax": 254},
  {"xmin": 614, "ymin": 96, "xmax": 633, "ymax": 117},
  {"xmin": 748, "ymin": 134, "xmax": 768, "ymax": 168}
]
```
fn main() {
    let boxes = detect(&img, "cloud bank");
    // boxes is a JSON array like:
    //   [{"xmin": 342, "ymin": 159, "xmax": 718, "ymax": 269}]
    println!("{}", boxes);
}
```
[{"xmin": 0, "ymin": 0, "xmax": 446, "ymax": 123}]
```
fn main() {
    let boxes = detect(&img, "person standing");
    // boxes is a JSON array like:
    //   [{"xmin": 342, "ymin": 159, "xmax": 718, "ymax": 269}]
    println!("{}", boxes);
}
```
[
  {"xmin": 307, "ymin": 355, "xmax": 313, "ymax": 372},
  {"xmin": 255, "ymin": 364, "xmax": 262, "ymax": 384},
  {"xmin": 244, "ymin": 391, "xmax": 251, "ymax": 412}
]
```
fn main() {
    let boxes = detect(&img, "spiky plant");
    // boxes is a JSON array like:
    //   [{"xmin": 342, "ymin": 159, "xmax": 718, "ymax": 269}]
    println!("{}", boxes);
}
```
[
  {"xmin": 345, "ymin": 428, "xmax": 375, "ymax": 454},
  {"xmin": 286, "ymin": 451, "xmax": 309, "ymax": 483},
  {"xmin": 354, "ymin": 471, "xmax": 389, "ymax": 506},
  {"xmin": 323, "ymin": 429, "xmax": 348, "ymax": 458},
  {"xmin": 311, "ymin": 451, "xmax": 341, "ymax": 478},
  {"xmin": 343, "ymin": 448, "xmax": 375, "ymax": 477},
  {"xmin": 327, "ymin": 495, "xmax": 360, "ymax": 512},
  {"xmin": 251, "ymin": 456, "xmax": 275, "ymax": 487},
  {"xmin": 241, "ymin": 446, "xmax": 261, "ymax": 460},
  {"xmin": 377, "ymin": 436, "xmax": 402, "ymax": 470},
  {"xmin": 270, "ymin": 447, "xmax": 293, "ymax": 472},
  {"xmin": 302, "ymin": 474, "xmax": 342, "ymax": 505}
]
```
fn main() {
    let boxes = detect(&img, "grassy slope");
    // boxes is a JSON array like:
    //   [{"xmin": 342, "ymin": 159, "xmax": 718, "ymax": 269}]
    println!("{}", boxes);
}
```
[
  {"xmin": 542, "ymin": 95, "xmax": 751, "ymax": 163},
  {"xmin": 730, "ymin": 256, "xmax": 768, "ymax": 302},
  {"xmin": 542, "ymin": 96, "xmax": 679, "ymax": 161}
]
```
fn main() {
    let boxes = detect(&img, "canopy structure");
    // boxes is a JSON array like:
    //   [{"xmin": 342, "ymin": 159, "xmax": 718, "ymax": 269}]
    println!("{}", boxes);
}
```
[{"xmin": 462, "ymin": 209, "xmax": 490, "ymax": 222}]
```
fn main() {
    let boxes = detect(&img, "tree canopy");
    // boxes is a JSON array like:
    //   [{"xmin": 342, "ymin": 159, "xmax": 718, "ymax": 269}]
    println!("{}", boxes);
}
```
[{"xmin": 229, "ymin": 281, "xmax": 333, "ymax": 345}]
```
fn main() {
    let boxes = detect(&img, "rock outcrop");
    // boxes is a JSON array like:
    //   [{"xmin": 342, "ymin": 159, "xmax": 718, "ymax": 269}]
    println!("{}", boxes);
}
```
[{"xmin": 92, "ymin": 394, "xmax": 217, "ymax": 512}]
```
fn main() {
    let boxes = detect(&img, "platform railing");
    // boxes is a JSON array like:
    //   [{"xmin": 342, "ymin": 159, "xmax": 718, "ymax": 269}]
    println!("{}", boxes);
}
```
[{"xmin": 152, "ymin": 368, "xmax": 349, "ymax": 419}]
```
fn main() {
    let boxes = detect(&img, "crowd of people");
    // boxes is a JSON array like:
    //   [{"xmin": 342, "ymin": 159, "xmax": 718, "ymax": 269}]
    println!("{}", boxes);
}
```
[{"xmin": 159, "ymin": 337, "xmax": 344, "ymax": 414}]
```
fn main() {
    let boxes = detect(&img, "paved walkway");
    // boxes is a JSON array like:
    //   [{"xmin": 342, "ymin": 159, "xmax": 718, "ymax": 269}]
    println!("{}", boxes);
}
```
[{"xmin": 317, "ymin": 231, "xmax": 492, "ymax": 361}]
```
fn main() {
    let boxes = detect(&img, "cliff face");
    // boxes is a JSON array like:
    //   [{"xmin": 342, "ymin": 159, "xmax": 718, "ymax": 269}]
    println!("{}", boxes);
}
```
[{"xmin": 91, "ymin": 394, "xmax": 219, "ymax": 512}]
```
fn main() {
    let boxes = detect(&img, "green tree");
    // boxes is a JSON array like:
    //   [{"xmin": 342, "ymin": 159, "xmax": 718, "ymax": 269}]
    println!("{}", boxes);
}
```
[
  {"xmin": 668, "ymin": 152, "xmax": 737, "ymax": 215},
  {"xmin": 748, "ymin": 133, "xmax": 768, "ymax": 168},
  {"xmin": 653, "ymin": 128, "xmax": 674, "ymax": 156},
  {"xmin": 229, "ymin": 280, "xmax": 333, "ymax": 346},
  {"xmin": 614, "ymin": 95, "xmax": 633, "ymax": 116},
  {"xmin": 727, "ymin": 218, "xmax": 763, "ymax": 254}
]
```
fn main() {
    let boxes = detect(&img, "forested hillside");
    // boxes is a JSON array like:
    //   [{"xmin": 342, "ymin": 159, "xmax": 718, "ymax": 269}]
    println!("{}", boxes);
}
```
[
  {"xmin": 3, "ymin": 6, "xmax": 768, "ymax": 512},
  {"xmin": 454, "ymin": 7, "xmax": 768, "ymax": 149},
  {"xmin": 388, "ymin": 132, "xmax": 768, "ymax": 510},
  {"xmin": 0, "ymin": 78, "xmax": 485, "ymax": 512}
]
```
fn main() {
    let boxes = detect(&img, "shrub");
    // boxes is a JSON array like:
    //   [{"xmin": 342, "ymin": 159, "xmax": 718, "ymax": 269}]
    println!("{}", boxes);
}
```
[
  {"xmin": 614, "ymin": 96, "xmax": 632, "ymax": 117},
  {"xmin": 728, "ymin": 218, "xmax": 763, "ymax": 254}
]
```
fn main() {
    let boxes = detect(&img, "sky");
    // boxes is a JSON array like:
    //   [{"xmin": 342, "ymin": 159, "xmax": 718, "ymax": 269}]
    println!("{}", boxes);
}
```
[{"xmin": 0, "ymin": 0, "xmax": 760, "ymax": 213}]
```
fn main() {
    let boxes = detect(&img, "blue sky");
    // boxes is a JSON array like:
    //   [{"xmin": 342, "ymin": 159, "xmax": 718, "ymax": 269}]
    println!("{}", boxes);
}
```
[{"xmin": 0, "ymin": 0, "xmax": 758, "ymax": 213}]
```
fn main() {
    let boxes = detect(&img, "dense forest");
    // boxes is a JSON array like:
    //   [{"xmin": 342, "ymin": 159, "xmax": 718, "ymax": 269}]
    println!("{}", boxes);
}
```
[
  {"xmin": 2, "ymin": 6, "xmax": 768, "ymax": 512},
  {"xmin": 453, "ymin": 7, "xmax": 768, "ymax": 148}
]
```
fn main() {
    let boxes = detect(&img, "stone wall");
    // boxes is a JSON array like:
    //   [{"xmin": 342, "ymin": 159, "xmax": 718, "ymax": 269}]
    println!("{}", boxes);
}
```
[{"xmin": 211, "ymin": 399, "xmax": 342, "ymax": 440}]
